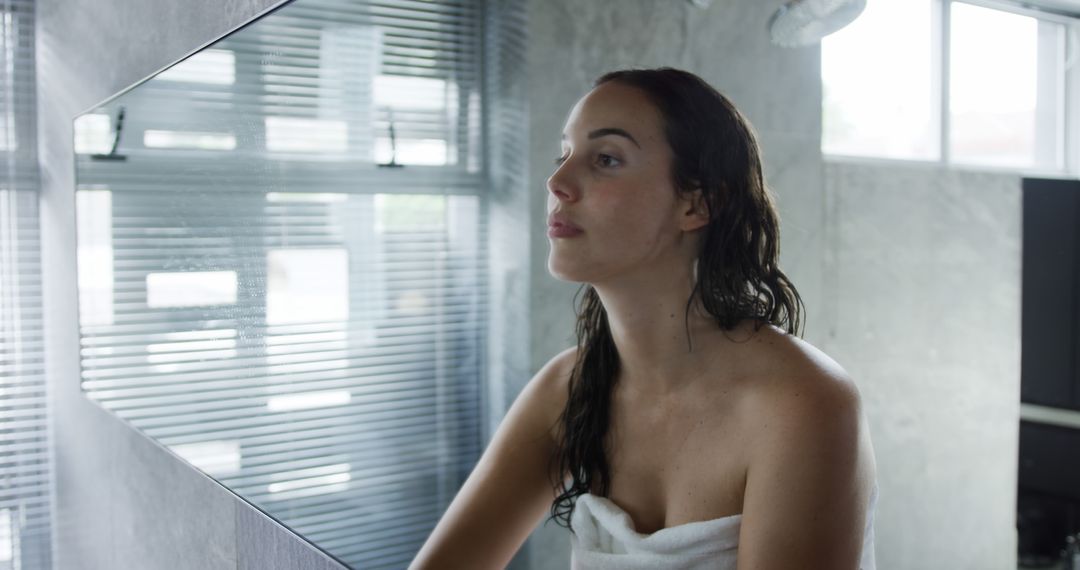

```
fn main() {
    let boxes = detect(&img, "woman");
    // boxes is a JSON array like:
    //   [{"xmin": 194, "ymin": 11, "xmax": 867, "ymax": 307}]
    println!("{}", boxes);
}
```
[{"xmin": 409, "ymin": 67, "xmax": 878, "ymax": 570}]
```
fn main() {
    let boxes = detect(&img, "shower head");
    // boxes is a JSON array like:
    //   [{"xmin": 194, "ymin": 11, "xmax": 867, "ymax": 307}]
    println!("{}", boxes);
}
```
[{"xmin": 768, "ymin": 0, "xmax": 867, "ymax": 47}]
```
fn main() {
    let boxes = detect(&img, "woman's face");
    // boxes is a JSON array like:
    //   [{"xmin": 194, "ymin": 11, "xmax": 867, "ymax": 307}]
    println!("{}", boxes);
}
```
[{"xmin": 546, "ymin": 81, "xmax": 706, "ymax": 285}]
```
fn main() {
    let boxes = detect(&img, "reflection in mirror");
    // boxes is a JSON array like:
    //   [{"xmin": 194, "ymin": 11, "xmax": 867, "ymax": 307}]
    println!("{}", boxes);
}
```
[{"xmin": 73, "ymin": 1, "xmax": 487, "ymax": 568}]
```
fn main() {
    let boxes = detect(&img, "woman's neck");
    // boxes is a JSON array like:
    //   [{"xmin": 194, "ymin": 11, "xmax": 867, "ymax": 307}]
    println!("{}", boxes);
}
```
[{"xmin": 593, "ymin": 270, "xmax": 736, "ymax": 396}]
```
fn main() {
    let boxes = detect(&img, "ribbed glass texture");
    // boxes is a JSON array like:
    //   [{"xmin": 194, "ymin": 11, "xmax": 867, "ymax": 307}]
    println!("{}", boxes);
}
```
[{"xmin": 0, "ymin": 0, "xmax": 52, "ymax": 569}]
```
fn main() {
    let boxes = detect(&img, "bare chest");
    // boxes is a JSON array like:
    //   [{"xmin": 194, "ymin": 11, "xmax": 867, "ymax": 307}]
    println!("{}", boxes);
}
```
[{"xmin": 597, "ymin": 383, "xmax": 751, "ymax": 534}]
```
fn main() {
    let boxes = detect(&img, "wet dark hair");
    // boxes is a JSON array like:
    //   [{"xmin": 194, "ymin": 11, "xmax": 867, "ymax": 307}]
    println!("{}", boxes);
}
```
[{"xmin": 545, "ymin": 67, "xmax": 805, "ymax": 531}]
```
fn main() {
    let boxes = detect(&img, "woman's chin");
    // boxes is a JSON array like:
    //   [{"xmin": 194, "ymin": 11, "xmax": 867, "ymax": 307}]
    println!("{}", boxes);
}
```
[
  {"xmin": 546, "ymin": 267, "xmax": 581, "ymax": 283},
  {"xmin": 547, "ymin": 258, "xmax": 590, "ymax": 283}
]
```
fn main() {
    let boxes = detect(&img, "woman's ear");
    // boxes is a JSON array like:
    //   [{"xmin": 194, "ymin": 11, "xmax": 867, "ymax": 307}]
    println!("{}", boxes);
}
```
[{"xmin": 679, "ymin": 187, "xmax": 710, "ymax": 232}]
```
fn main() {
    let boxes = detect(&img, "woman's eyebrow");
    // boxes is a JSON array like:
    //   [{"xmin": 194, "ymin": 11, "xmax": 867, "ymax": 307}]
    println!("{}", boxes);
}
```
[{"xmin": 560, "ymin": 127, "xmax": 641, "ymax": 149}]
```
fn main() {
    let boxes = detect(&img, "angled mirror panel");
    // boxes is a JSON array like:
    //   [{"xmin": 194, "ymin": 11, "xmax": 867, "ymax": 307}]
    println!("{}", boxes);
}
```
[{"xmin": 73, "ymin": 1, "xmax": 487, "ymax": 568}]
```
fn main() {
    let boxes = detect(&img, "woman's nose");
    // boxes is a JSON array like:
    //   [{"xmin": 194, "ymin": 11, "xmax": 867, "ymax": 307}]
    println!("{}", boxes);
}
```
[{"xmin": 546, "ymin": 166, "xmax": 578, "ymax": 203}]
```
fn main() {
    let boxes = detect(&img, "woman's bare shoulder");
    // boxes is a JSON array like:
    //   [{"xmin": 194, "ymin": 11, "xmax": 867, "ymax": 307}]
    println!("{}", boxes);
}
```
[
  {"xmin": 736, "ymin": 321, "xmax": 852, "ymax": 378},
  {"xmin": 534, "ymin": 346, "xmax": 578, "ymax": 439},
  {"xmin": 727, "ymin": 322, "xmax": 861, "ymax": 412},
  {"xmin": 734, "ymin": 322, "xmax": 873, "ymax": 470},
  {"xmin": 550, "ymin": 345, "xmax": 579, "ymax": 373},
  {"xmin": 538, "ymin": 345, "xmax": 577, "ymax": 394}
]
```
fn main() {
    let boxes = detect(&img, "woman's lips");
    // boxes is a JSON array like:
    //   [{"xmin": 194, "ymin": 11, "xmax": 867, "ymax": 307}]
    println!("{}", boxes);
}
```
[
  {"xmin": 547, "ymin": 212, "xmax": 583, "ymax": 238},
  {"xmin": 548, "ymin": 224, "xmax": 584, "ymax": 238}
]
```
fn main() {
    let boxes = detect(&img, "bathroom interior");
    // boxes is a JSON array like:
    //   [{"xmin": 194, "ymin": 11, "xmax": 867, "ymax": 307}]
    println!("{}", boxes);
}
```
[{"xmin": 3, "ymin": 0, "xmax": 1080, "ymax": 568}]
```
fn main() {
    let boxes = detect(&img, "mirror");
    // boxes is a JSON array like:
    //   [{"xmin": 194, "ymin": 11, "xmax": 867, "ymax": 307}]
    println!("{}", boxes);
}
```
[{"xmin": 73, "ymin": 1, "xmax": 488, "ymax": 567}]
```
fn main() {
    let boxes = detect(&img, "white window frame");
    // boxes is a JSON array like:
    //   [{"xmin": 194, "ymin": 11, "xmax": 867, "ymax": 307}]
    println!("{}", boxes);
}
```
[{"xmin": 824, "ymin": 0, "xmax": 1080, "ymax": 178}]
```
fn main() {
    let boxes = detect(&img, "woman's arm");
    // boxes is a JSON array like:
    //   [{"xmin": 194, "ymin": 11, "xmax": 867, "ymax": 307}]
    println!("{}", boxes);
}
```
[
  {"xmin": 736, "ymin": 370, "xmax": 877, "ymax": 570},
  {"xmin": 407, "ymin": 347, "xmax": 575, "ymax": 570}
]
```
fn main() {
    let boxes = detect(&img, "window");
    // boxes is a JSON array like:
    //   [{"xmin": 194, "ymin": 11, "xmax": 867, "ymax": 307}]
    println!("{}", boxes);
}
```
[
  {"xmin": 823, "ymin": 0, "xmax": 1078, "ymax": 173},
  {"xmin": 0, "ymin": 1, "xmax": 52, "ymax": 569},
  {"xmin": 822, "ymin": 0, "xmax": 940, "ymax": 160},
  {"xmin": 949, "ymin": 2, "xmax": 1066, "ymax": 169}
]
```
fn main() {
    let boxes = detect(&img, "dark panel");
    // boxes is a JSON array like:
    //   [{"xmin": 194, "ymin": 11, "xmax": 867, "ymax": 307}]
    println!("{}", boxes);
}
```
[
  {"xmin": 1018, "ymin": 420, "xmax": 1080, "ymax": 502},
  {"xmin": 1017, "ymin": 487, "xmax": 1078, "ymax": 565},
  {"xmin": 1021, "ymin": 177, "xmax": 1080, "ymax": 410}
]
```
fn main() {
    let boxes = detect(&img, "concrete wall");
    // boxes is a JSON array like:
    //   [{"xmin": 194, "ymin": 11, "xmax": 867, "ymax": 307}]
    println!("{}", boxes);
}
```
[
  {"xmin": 823, "ymin": 161, "xmax": 1021, "ymax": 569},
  {"xmin": 38, "ymin": 0, "xmax": 346, "ymax": 568}
]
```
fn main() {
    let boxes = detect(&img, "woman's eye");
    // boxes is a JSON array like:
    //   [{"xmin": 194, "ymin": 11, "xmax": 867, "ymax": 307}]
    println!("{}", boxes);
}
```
[
  {"xmin": 596, "ymin": 154, "xmax": 621, "ymax": 168},
  {"xmin": 553, "ymin": 153, "xmax": 621, "ymax": 168}
]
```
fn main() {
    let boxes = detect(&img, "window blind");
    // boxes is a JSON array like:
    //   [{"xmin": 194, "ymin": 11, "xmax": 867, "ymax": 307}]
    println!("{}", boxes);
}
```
[
  {"xmin": 73, "ymin": 1, "xmax": 487, "ymax": 568},
  {"xmin": 0, "ymin": 1, "xmax": 51, "ymax": 569}
]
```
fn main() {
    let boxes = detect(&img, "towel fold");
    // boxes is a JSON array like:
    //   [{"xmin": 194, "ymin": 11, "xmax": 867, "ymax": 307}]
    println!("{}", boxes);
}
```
[{"xmin": 570, "ymin": 484, "xmax": 878, "ymax": 570}]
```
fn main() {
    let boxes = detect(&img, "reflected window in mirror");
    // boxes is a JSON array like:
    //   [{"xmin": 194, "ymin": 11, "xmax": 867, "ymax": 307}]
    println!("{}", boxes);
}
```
[{"xmin": 72, "ymin": 1, "xmax": 490, "ymax": 568}]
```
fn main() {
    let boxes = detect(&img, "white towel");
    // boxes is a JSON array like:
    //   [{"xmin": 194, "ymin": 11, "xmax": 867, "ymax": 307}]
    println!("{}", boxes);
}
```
[{"xmin": 570, "ymin": 484, "xmax": 878, "ymax": 570}]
